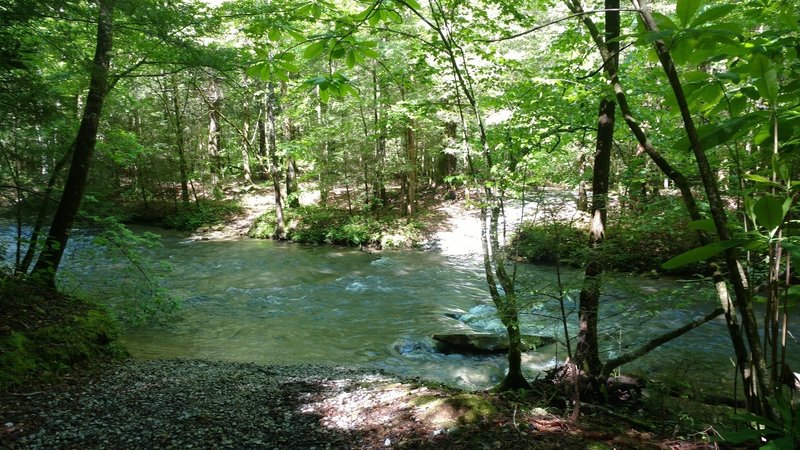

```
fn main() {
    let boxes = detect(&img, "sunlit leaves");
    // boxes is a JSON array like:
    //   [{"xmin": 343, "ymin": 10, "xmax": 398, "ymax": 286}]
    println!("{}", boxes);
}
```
[
  {"xmin": 246, "ymin": 52, "xmax": 299, "ymax": 82},
  {"xmin": 302, "ymin": 35, "xmax": 380, "ymax": 69},
  {"xmin": 675, "ymin": 0, "xmax": 702, "ymax": 28},
  {"xmin": 302, "ymin": 72, "xmax": 358, "ymax": 102},
  {"xmin": 749, "ymin": 54, "xmax": 779, "ymax": 104},
  {"xmin": 690, "ymin": 4, "xmax": 734, "ymax": 27}
]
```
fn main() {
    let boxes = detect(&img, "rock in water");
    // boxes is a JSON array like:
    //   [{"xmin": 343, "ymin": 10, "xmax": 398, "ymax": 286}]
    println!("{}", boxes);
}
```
[{"xmin": 432, "ymin": 333, "xmax": 556, "ymax": 354}]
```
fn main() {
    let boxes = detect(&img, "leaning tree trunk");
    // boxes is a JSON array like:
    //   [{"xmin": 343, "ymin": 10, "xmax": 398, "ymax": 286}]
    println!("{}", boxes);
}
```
[
  {"xmin": 635, "ymin": 0, "xmax": 770, "ymax": 415},
  {"xmin": 31, "ymin": 0, "xmax": 114, "ymax": 287}
]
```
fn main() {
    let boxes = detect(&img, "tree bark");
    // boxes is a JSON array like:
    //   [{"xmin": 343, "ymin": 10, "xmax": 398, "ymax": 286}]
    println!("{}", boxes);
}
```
[
  {"xmin": 31, "ymin": 0, "xmax": 114, "ymax": 287},
  {"xmin": 266, "ymin": 82, "xmax": 286, "ymax": 240},
  {"xmin": 282, "ymin": 82, "xmax": 299, "ymax": 208},
  {"xmin": 574, "ymin": 0, "xmax": 618, "ymax": 380},
  {"xmin": 170, "ymin": 75, "xmax": 190, "ymax": 207},
  {"xmin": 207, "ymin": 78, "xmax": 223, "ymax": 192},
  {"xmin": 405, "ymin": 119, "xmax": 417, "ymax": 221}
]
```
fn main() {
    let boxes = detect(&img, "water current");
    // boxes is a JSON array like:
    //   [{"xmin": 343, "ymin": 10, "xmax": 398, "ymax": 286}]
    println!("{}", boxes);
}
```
[{"xmin": 3, "ymin": 222, "xmax": 798, "ymax": 391}]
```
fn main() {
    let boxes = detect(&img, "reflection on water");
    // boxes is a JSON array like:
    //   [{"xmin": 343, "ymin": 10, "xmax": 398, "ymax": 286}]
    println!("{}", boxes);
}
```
[{"xmin": 2, "ymin": 222, "xmax": 798, "ymax": 390}]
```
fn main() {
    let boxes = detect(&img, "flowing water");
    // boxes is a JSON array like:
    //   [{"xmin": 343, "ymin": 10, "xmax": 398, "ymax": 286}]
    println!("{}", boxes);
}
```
[{"xmin": 3, "ymin": 222, "xmax": 798, "ymax": 390}]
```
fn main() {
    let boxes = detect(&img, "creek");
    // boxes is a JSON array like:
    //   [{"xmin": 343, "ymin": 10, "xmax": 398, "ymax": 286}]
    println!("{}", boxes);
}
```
[{"xmin": 3, "ymin": 222, "xmax": 798, "ymax": 391}]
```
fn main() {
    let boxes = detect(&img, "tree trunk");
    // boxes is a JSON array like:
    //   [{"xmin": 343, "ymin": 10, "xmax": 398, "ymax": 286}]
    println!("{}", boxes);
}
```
[
  {"xmin": 405, "ymin": 119, "xmax": 417, "ymax": 221},
  {"xmin": 576, "ymin": 98, "xmax": 614, "ymax": 378},
  {"xmin": 207, "ymin": 79, "xmax": 223, "ymax": 194},
  {"xmin": 575, "ymin": 0, "xmax": 618, "ymax": 380},
  {"xmin": 266, "ymin": 82, "xmax": 286, "ymax": 240},
  {"xmin": 19, "ymin": 147, "xmax": 72, "ymax": 273},
  {"xmin": 372, "ymin": 68, "xmax": 387, "ymax": 209},
  {"xmin": 436, "ymin": 121, "xmax": 458, "ymax": 186},
  {"xmin": 171, "ymin": 75, "xmax": 190, "ymax": 207},
  {"xmin": 31, "ymin": 0, "xmax": 114, "ymax": 287},
  {"xmin": 281, "ymin": 83, "xmax": 299, "ymax": 208}
]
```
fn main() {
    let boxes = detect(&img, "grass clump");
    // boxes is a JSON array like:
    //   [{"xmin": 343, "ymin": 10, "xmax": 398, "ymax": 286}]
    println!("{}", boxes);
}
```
[{"xmin": 0, "ymin": 276, "xmax": 125, "ymax": 391}]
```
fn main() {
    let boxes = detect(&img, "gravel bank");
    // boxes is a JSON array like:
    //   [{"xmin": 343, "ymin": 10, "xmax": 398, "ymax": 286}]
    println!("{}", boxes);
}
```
[
  {"xmin": 1, "ymin": 359, "xmax": 682, "ymax": 449},
  {"xmin": 0, "ymin": 359, "xmax": 427, "ymax": 449}
]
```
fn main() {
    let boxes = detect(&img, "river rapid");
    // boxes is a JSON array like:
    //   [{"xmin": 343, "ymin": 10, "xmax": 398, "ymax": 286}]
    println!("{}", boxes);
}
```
[{"xmin": 3, "ymin": 220, "xmax": 798, "ymax": 391}]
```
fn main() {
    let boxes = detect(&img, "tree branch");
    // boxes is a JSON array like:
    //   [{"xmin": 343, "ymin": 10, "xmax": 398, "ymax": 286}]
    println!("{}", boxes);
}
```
[{"xmin": 601, "ymin": 308, "xmax": 724, "ymax": 378}]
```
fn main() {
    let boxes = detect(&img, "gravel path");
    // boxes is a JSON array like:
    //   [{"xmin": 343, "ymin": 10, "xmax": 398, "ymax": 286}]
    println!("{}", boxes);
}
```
[{"xmin": 1, "ymin": 360, "xmax": 428, "ymax": 449}]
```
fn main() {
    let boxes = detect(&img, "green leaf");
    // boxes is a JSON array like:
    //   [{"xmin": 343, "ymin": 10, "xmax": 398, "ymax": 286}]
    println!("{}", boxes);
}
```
[
  {"xmin": 281, "ymin": 62, "xmax": 300, "ymax": 72},
  {"xmin": 360, "ymin": 47, "xmax": 380, "ymax": 59},
  {"xmin": 345, "ymin": 50, "xmax": 356, "ymax": 68},
  {"xmin": 676, "ymin": 0, "xmax": 702, "ymax": 27},
  {"xmin": 385, "ymin": 10, "xmax": 402, "ymax": 23},
  {"xmin": 268, "ymin": 29, "xmax": 281, "ymax": 42},
  {"xmin": 652, "ymin": 12, "xmax": 679, "ymax": 31},
  {"xmin": 403, "ymin": 0, "xmax": 421, "ymax": 9},
  {"xmin": 753, "ymin": 196, "xmax": 786, "ymax": 231},
  {"xmin": 744, "ymin": 196, "xmax": 757, "ymax": 226},
  {"xmin": 744, "ymin": 174, "xmax": 783, "ymax": 189},
  {"xmin": 303, "ymin": 41, "xmax": 326, "ymax": 59},
  {"xmin": 662, "ymin": 239, "xmax": 745, "ymax": 270},
  {"xmin": 713, "ymin": 71, "xmax": 740, "ymax": 83},
  {"xmin": 690, "ymin": 4, "xmax": 735, "ymax": 27},
  {"xmin": 750, "ymin": 54, "xmax": 779, "ymax": 103},
  {"xmin": 368, "ymin": 12, "xmax": 380, "ymax": 26},
  {"xmin": 330, "ymin": 47, "xmax": 346, "ymax": 59},
  {"xmin": 673, "ymin": 114, "xmax": 761, "ymax": 151},
  {"xmin": 287, "ymin": 30, "xmax": 305, "ymax": 41}
]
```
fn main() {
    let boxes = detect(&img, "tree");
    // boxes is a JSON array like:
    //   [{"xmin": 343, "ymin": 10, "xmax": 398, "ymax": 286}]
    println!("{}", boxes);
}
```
[{"xmin": 31, "ymin": 0, "xmax": 115, "ymax": 287}]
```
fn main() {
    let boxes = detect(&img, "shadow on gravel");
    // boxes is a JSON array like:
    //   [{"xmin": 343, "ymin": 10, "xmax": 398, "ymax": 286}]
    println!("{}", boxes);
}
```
[{"xmin": 1, "ymin": 359, "xmax": 703, "ymax": 449}]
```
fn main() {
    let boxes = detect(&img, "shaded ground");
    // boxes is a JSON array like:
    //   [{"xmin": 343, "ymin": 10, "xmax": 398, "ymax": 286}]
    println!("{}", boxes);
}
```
[{"xmin": 1, "ymin": 359, "xmax": 722, "ymax": 450}]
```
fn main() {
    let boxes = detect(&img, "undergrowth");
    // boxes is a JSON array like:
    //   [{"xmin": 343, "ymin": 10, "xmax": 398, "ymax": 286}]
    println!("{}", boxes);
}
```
[
  {"xmin": 0, "ymin": 275, "xmax": 125, "ymax": 391},
  {"xmin": 248, "ymin": 205, "xmax": 425, "ymax": 248},
  {"xmin": 161, "ymin": 200, "xmax": 242, "ymax": 231},
  {"xmin": 513, "ymin": 198, "xmax": 701, "ymax": 274}
]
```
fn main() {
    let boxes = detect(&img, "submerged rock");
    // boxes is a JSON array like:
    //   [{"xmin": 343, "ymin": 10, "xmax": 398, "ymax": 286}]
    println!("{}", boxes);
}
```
[{"xmin": 432, "ymin": 333, "xmax": 556, "ymax": 354}]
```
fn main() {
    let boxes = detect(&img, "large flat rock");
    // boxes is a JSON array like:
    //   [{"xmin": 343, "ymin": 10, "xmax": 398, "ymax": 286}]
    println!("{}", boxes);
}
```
[{"xmin": 432, "ymin": 333, "xmax": 556, "ymax": 354}]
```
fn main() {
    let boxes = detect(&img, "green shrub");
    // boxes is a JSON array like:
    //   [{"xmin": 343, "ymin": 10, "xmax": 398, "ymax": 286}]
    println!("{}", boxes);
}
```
[
  {"xmin": 512, "ymin": 222, "xmax": 589, "ymax": 266},
  {"xmin": 513, "ymin": 198, "xmax": 701, "ymax": 274},
  {"xmin": 248, "ymin": 206, "xmax": 425, "ymax": 248}
]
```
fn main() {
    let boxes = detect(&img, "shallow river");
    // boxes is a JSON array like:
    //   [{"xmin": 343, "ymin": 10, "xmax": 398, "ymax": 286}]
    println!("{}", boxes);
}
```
[{"xmin": 3, "ymin": 223, "xmax": 798, "ymax": 390}]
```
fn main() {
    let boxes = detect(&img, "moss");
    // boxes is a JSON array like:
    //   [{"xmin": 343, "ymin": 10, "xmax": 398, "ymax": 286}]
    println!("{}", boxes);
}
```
[
  {"xmin": 414, "ymin": 393, "xmax": 498, "ymax": 427},
  {"xmin": 0, "ymin": 277, "xmax": 125, "ymax": 391},
  {"xmin": 447, "ymin": 394, "xmax": 498, "ymax": 424}
]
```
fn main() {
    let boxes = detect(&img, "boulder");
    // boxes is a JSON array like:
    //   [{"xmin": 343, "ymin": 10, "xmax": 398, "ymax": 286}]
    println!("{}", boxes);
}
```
[{"xmin": 432, "ymin": 332, "xmax": 556, "ymax": 354}]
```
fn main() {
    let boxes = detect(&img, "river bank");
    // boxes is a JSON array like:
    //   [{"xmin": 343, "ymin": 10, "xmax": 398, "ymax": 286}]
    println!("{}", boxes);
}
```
[{"xmin": 1, "ymin": 359, "xmax": 714, "ymax": 449}]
